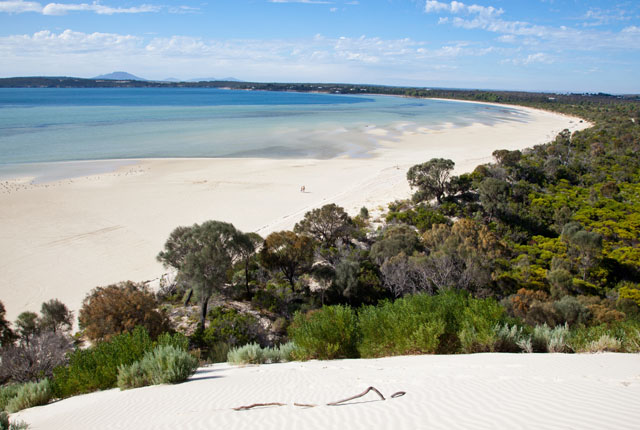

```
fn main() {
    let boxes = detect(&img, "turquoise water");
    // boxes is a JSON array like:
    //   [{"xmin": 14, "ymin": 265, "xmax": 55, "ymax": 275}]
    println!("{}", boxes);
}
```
[{"xmin": 0, "ymin": 88, "xmax": 527, "ymax": 180}]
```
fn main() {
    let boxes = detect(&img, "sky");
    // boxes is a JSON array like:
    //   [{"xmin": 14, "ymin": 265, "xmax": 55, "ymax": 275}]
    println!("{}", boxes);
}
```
[{"xmin": 0, "ymin": 0, "xmax": 639, "ymax": 93}]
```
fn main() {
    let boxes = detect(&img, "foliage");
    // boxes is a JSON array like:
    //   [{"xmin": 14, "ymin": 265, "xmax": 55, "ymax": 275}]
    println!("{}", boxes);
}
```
[
  {"xmin": 39, "ymin": 299, "xmax": 73, "ymax": 334},
  {"xmin": 260, "ymin": 231, "xmax": 316, "ymax": 289},
  {"xmin": 0, "ymin": 411, "xmax": 29, "ymax": 430},
  {"xmin": 227, "ymin": 342, "xmax": 297, "ymax": 365},
  {"xmin": 14, "ymin": 312, "xmax": 39, "ymax": 346},
  {"xmin": 289, "ymin": 305, "xmax": 358, "ymax": 360},
  {"xmin": 117, "ymin": 345, "xmax": 198, "ymax": 390},
  {"xmin": 5, "ymin": 379, "xmax": 53, "ymax": 413},
  {"xmin": 201, "ymin": 307, "xmax": 262, "ymax": 348},
  {"xmin": 78, "ymin": 281, "xmax": 171, "ymax": 342},
  {"xmin": 0, "ymin": 301, "xmax": 16, "ymax": 348},
  {"xmin": 0, "ymin": 385, "xmax": 21, "ymax": 412},
  {"xmin": 369, "ymin": 224, "xmax": 421, "ymax": 265},
  {"xmin": 52, "ymin": 326, "xmax": 153, "ymax": 398},
  {"xmin": 0, "ymin": 331, "xmax": 72, "ymax": 383},
  {"xmin": 493, "ymin": 323, "xmax": 529, "ymax": 353},
  {"xmin": 158, "ymin": 221, "xmax": 245, "ymax": 330},
  {"xmin": 407, "ymin": 158, "xmax": 455, "ymax": 204},
  {"xmin": 569, "ymin": 320, "xmax": 640, "ymax": 353},
  {"xmin": 385, "ymin": 203, "xmax": 449, "ymax": 233},
  {"xmin": 357, "ymin": 295, "xmax": 445, "ymax": 357},
  {"xmin": 458, "ymin": 298, "xmax": 506, "ymax": 353},
  {"xmin": 530, "ymin": 324, "xmax": 571, "ymax": 353},
  {"xmin": 294, "ymin": 204, "xmax": 354, "ymax": 246}
]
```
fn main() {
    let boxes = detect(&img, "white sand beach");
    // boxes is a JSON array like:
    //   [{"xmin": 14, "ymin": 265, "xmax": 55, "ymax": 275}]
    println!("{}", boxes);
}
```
[
  {"xmin": 12, "ymin": 353, "xmax": 640, "ymax": 429},
  {"xmin": 0, "ymin": 104, "xmax": 589, "ymax": 321}
]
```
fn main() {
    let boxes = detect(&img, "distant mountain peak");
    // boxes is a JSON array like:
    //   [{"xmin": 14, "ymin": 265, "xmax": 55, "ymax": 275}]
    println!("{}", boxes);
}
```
[{"xmin": 93, "ymin": 71, "xmax": 147, "ymax": 81}]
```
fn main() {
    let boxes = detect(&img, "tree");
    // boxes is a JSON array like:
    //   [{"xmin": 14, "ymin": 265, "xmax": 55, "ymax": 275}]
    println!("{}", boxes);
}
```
[
  {"xmin": 234, "ymin": 232, "xmax": 263, "ymax": 299},
  {"xmin": 0, "ymin": 300, "xmax": 16, "ymax": 348},
  {"xmin": 15, "ymin": 311, "xmax": 39, "ymax": 346},
  {"xmin": 40, "ymin": 299, "xmax": 73, "ymax": 334},
  {"xmin": 294, "ymin": 204, "xmax": 354, "ymax": 246},
  {"xmin": 260, "ymin": 231, "xmax": 315, "ymax": 288},
  {"xmin": 407, "ymin": 158, "xmax": 455, "ymax": 204},
  {"xmin": 478, "ymin": 177, "xmax": 510, "ymax": 220},
  {"xmin": 158, "ymin": 221, "xmax": 243, "ymax": 330},
  {"xmin": 369, "ymin": 224, "xmax": 421, "ymax": 265},
  {"xmin": 0, "ymin": 331, "xmax": 71, "ymax": 383},
  {"xmin": 79, "ymin": 281, "xmax": 171, "ymax": 342}
]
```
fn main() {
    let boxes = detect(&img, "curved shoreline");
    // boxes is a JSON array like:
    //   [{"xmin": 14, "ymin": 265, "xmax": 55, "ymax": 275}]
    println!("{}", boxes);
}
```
[{"xmin": 0, "ymin": 103, "xmax": 589, "ymax": 321}]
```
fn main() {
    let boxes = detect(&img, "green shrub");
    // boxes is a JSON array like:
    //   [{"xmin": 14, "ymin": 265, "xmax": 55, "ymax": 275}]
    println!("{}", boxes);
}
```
[
  {"xmin": 569, "ymin": 320, "xmax": 640, "ymax": 353},
  {"xmin": 202, "ymin": 307, "xmax": 261, "ymax": 348},
  {"xmin": 117, "ymin": 345, "xmax": 198, "ymax": 390},
  {"xmin": 6, "ymin": 379, "xmax": 53, "ymax": 413},
  {"xmin": 289, "ymin": 305, "xmax": 358, "ymax": 360},
  {"xmin": 155, "ymin": 332, "xmax": 189, "ymax": 351},
  {"xmin": 0, "ymin": 412, "xmax": 28, "ymax": 430},
  {"xmin": 585, "ymin": 334, "xmax": 622, "ymax": 352},
  {"xmin": 227, "ymin": 342, "xmax": 297, "ymax": 365},
  {"xmin": 458, "ymin": 298, "xmax": 506, "ymax": 353},
  {"xmin": 357, "ymin": 295, "xmax": 445, "ymax": 357},
  {"xmin": 0, "ymin": 385, "xmax": 20, "ymax": 412},
  {"xmin": 52, "ymin": 326, "xmax": 153, "ymax": 398},
  {"xmin": 553, "ymin": 296, "xmax": 591, "ymax": 327}
]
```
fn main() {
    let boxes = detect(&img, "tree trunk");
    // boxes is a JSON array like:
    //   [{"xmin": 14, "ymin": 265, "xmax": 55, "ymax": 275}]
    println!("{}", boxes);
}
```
[
  {"xmin": 244, "ymin": 260, "xmax": 251, "ymax": 299},
  {"xmin": 199, "ymin": 294, "xmax": 210, "ymax": 331}
]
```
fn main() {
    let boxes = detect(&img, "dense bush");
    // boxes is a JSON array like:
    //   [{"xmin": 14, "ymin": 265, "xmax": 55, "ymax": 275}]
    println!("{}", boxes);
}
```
[
  {"xmin": 357, "ymin": 295, "xmax": 445, "ymax": 357},
  {"xmin": 5, "ymin": 379, "xmax": 53, "ymax": 413},
  {"xmin": 0, "ymin": 412, "xmax": 28, "ymax": 430},
  {"xmin": 289, "ymin": 305, "xmax": 358, "ymax": 360},
  {"xmin": 78, "ymin": 281, "xmax": 172, "ymax": 342},
  {"xmin": 202, "ymin": 307, "xmax": 262, "ymax": 348},
  {"xmin": 52, "ymin": 326, "xmax": 153, "ymax": 398},
  {"xmin": 117, "ymin": 345, "xmax": 198, "ymax": 390},
  {"xmin": 0, "ymin": 385, "xmax": 20, "ymax": 412},
  {"xmin": 569, "ymin": 320, "xmax": 640, "ymax": 353},
  {"xmin": 458, "ymin": 298, "xmax": 506, "ymax": 353}
]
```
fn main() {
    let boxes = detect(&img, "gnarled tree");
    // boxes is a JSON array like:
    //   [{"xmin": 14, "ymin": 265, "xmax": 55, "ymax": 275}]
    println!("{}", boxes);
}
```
[{"xmin": 158, "ymin": 220, "xmax": 243, "ymax": 330}]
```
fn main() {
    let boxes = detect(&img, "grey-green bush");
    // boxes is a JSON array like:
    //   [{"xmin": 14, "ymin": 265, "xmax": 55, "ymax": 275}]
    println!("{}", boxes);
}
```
[
  {"xmin": 5, "ymin": 379, "xmax": 53, "ymax": 413},
  {"xmin": 493, "ymin": 323, "xmax": 528, "ymax": 353},
  {"xmin": 117, "ymin": 345, "xmax": 198, "ymax": 390},
  {"xmin": 0, "ymin": 412, "xmax": 29, "ymax": 430},
  {"xmin": 531, "ymin": 324, "xmax": 571, "ymax": 353},
  {"xmin": 227, "ymin": 342, "xmax": 297, "ymax": 365},
  {"xmin": 0, "ymin": 385, "xmax": 20, "ymax": 413}
]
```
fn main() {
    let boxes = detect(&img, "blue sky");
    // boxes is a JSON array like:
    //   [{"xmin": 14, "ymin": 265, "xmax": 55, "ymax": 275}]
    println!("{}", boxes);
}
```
[{"xmin": 0, "ymin": 0, "xmax": 639, "ymax": 92}]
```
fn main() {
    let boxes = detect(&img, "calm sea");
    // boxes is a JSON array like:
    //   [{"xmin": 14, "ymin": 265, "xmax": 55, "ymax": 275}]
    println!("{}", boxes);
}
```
[{"xmin": 0, "ymin": 88, "xmax": 527, "ymax": 181}]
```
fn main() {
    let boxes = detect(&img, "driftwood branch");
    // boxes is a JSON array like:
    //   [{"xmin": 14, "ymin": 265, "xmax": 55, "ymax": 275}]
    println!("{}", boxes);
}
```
[
  {"xmin": 327, "ymin": 386, "xmax": 385, "ymax": 406},
  {"xmin": 233, "ymin": 386, "xmax": 405, "ymax": 411},
  {"xmin": 233, "ymin": 402, "xmax": 286, "ymax": 411}
]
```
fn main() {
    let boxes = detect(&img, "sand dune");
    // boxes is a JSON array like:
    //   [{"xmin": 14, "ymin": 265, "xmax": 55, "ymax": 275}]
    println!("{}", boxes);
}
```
[
  {"xmin": 12, "ymin": 353, "xmax": 640, "ymax": 429},
  {"xmin": 0, "ymin": 104, "xmax": 589, "ymax": 321}
]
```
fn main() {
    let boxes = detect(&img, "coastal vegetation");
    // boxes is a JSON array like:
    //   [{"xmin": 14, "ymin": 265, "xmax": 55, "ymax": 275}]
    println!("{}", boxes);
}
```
[{"xmin": 0, "ymin": 89, "xmax": 638, "ymax": 415}]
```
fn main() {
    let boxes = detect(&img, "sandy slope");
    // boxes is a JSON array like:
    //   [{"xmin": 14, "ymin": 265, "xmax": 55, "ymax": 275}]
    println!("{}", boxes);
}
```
[
  {"xmin": 0, "ymin": 105, "xmax": 588, "ymax": 321},
  {"xmin": 12, "ymin": 353, "xmax": 640, "ymax": 430}
]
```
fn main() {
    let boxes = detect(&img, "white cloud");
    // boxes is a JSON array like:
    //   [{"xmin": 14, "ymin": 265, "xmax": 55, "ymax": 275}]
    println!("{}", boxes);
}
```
[
  {"xmin": 42, "ymin": 2, "xmax": 159, "ymax": 15},
  {"xmin": 0, "ymin": 0, "xmax": 181, "ymax": 15},
  {"xmin": 0, "ymin": 0, "xmax": 41, "ymax": 12},
  {"xmin": 425, "ymin": 1, "xmax": 503, "ymax": 18}
]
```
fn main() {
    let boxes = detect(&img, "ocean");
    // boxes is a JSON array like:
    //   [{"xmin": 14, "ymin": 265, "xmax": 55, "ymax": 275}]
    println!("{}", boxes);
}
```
[{"xmin": 0, "ymin": 88, "xmax": 527, "ymax": 182}]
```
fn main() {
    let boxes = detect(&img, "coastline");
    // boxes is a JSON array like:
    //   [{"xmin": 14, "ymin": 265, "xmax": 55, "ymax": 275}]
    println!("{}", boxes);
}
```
[
  {"xmin": 13, "ymin": 353, "xmax": 640, "ymax": 430},
  {"xmin": 0, "ymin": 103, "xmax": 589, "ymax": 321}
]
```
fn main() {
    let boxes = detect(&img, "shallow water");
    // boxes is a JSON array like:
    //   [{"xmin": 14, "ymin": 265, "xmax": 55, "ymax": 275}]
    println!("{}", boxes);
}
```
[{"xmin": 0, "ymin": 88, "xmax": 527, "ymax": 181}]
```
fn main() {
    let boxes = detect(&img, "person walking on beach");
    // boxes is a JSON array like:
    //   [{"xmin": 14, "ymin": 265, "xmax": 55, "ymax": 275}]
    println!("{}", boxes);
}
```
[{"xmin": 300, "ymin": 185, "xmax": 306, "ymax": 193}]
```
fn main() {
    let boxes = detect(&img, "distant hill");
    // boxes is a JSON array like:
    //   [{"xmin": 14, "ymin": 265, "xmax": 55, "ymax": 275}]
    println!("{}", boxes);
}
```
[
  {"xmin": 93, "ymin": 71, "xmax": 147, "ymax": 81},
  {"xmin": 188, "ymin": 77, "xmax": 242, "ymax": 82}
]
